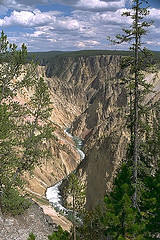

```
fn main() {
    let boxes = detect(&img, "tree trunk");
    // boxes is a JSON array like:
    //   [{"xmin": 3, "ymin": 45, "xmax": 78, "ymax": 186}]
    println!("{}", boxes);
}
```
[
  {"xmin": 133, "ymin": 0, "xmax": 139, "ymax": 209},
  {"xmin": 73, "ymin": 192, "xmax": 76, "ymax": 240}
]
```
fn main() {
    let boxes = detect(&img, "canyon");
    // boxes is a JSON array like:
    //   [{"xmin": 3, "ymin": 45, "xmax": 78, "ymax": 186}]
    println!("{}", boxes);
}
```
[
  {"xmin": 27, "ymin": 54, "xmax": 160, "ymax": 209},
  {"xmin": 1, "ymin": 53, "xmax": 160, "ymax": 238},
  {"xmin": 26, "ymin": 54, "xmax": 129, "ymax": 207}
]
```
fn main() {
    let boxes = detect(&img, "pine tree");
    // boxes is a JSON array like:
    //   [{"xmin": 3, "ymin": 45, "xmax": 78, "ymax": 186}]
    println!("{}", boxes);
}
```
[
  {"xmin": 65, "ymin": 173, "xmax": 86, "ymax": 240},
  {"xmin": 78, "ymin": 207, "xmax": 105, "ymax": 240},
  {"xmin": 102, "ymin": 164, "xmax": 145, "ymax": 239},
  {"xmin": 0, "ymin": 31, "xmax": 55, "ymax": 214},
  {"xmin": 140, "ymin": 103, "xmax": 160, "ymax": 239},
  {"xmin": 142, "ymin": 172, "xmax": 160, "ymax": 239},
  {"xmin": 108, "ymin": 0, "xmax": 153, "ymax": 208},
  {"xmin": 102, "ymin": 1, "xmax": 157, "ymax": 238}
]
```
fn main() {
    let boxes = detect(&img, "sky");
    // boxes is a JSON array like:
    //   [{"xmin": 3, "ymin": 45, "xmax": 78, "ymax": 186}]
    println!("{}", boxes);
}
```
[{"xmin": 0, "ymin": 0, "xmax": 160, "ymax": 52}]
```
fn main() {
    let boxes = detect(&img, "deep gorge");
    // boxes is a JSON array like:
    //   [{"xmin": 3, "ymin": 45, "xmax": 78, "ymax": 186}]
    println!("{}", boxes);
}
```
[
  {"xmin": 28, "ymin": 54, "xmax": 160, "ymax": 210},
  {"xmin": 2, "ymin": 53, "xmax": 160, "ymax": 239}
]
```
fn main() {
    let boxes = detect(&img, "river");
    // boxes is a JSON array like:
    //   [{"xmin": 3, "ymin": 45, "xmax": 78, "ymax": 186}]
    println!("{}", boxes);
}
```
[{"xmin": 46, "ymin": 128, "xmax": 85, "ymax": 215}]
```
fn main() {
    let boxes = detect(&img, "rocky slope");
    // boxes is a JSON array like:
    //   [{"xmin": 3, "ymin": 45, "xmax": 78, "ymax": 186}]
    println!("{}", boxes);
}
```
[
  {"xmin": 49, "ymin": 55, "xmax": 130, "ymax": 209},
  {"xmin": 26, "ymin": 55, "xmax": 125, "ymax": 199},
  {"xmin": 72, "ymin": 70, "xmax": 160, "ymax": 209},
  {"xmin": 0, "ymin": 201, "xmax": 57, "ymax": 240},
  {"xmin": 39, "ymin": 55, "xmax": 160, "ymax": 210},
  {"xmin": 2, "ymin": 54, "xmax": 160, "ymax": 239},
  {"xmin": 23, "ymin": 65, "xmax": 82, "ymax": 199},
  {"xmin": 24, "ymin": 55, "xmax": 160, "ymax": 212}
]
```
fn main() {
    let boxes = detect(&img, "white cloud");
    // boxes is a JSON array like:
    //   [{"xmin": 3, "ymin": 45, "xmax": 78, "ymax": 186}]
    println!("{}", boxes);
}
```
[
  {"xmin": 75, "ymin": 0, "xmax": 126, "ymax": 11},
  {"xmin": 75, "ymin": 40, "xmax": 99, "ymax": 48},
  {"xmin": 146, "ymin": 40, "xmax": 160, "ymax": 47},
  {"xmin": 55, "ymin": 18, "xmax": 81, "ymax": 31},
  {"xmin": 0, "ymin": 8, "xmax": 82, "ymax": 32},
  {"xmin": 0, "ymin": 0, "xmax": 126, "ymax": 12},
  {"xmin": 0, "ymin": 9, "xmax": 60, "ymax": 27},
  {"xmin": 0, "ymin": 6, "xmax": 131, "ymax": 51},
  {"xmin": 149, "ymin": 8, "xmax": 160, "ymax": 20},
  {"xmin": 89, "ymin": 8, "xmax": 132, "ymax": 25},
  {"xmin": 48, "ymin": 0, "xmax": 127, "ymax": 11},
  {"xmin": 76, "ymin": 41, "xmax": 86, "ymax": 48},
  {"xmin": 0, "ymin": 1, "xmax": 160, "ymax": 51},
  {"xmin": 0, "ymin": 0, "xmax": 49, "ymax": 11}
]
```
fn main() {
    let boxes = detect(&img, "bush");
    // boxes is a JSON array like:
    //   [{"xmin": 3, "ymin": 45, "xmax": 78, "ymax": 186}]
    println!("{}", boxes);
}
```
[
  {"xmin": 27, "ymin": 233, "xmax": 36, "ymax": 240},
  {"xmin": 1, "ymin": 187, "xmax": 31, "ymax": 216},
  {"xmin": 48, "ymin": 226, "xmax": 70, "ymax": 240}
]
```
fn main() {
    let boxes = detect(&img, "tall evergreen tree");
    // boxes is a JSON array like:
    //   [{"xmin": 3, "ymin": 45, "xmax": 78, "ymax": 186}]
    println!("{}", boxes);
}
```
[
  {"xmin": 101, "ymin": 0, "xmax": 159, "ymax": 238},
  {"xmin": 102, "ymin": 164, "xmax": 145, "ymax": 239},
  {"xmin": 0, "ymin": 31, "xmax": 55, "ymax": 214},
  {"xmin": 108, "ymin": 0, "xmax": 153, "ymax": 208},
  {"xmin": 65, "ymin": 173, "xmax": 86, "ymax": 240},
  {"xmin": 140, "ymin": 103, "xmax": 160, "ymax": 239}
]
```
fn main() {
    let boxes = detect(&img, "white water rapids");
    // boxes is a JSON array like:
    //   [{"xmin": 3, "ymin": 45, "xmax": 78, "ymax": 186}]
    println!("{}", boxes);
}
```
[{"xmin": 46, "ymin": 128, "xmax": 85, "ymax": 214}]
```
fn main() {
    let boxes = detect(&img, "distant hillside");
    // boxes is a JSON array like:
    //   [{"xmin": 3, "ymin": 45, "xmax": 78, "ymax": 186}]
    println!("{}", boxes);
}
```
[
  {"xmin": 28, "ymin": 49, "xmax": 160, "ymax": 65},
  {"xmin": 27, "ymin": 51, "xmax": 64, "ymax": 64}
]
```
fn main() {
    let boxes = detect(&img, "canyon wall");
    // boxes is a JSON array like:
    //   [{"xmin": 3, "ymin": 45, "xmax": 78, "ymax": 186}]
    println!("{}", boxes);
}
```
[
  {"xmin": 47, "ymin": 55, "xmax": 130, "ymax": 209},
  {"xmin": 2, "ymin": 54, "xmax": 159, "ymax": 238},
  {"xmin": 27, "ymin": 55, "xmax": 160, "ymax": 209},
  {"xmin": 41, "ymin": 55, "xmax": 129, "ymax": 209}
]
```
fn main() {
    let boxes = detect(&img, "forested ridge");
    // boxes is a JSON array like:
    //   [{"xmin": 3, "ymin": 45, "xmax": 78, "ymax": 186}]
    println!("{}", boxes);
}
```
[{"xmin": 28, "ymin": 49, "xmax": 160, "ymax": 66}]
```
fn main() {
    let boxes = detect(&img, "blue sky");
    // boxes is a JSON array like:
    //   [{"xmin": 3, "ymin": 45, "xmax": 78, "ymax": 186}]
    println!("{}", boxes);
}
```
[{"xmin": 0, "ymin": 0, "xmax": 160, "ymax": 52}]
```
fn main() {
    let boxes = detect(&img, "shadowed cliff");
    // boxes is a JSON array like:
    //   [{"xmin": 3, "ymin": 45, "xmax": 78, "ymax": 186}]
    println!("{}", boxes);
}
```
[
  {"xmin": 27, "ymin": 54, "xmax": 160, "ymax": 209},
  {"xmin": 41, "ymin": 54, "xmax": 160, "ymax": 209}
]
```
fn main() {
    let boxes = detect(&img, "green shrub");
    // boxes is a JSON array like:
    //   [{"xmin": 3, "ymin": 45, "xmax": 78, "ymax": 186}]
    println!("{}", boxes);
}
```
[
  {"xmin": 27, "ymin": 233, "xmax": 36, "ymax": 240},
  {"xmin": 1, "ymin": 187, "xmax": 31, "ymax": 216},
  {"xmin": 48, "ymin": 226, "xmax": 70, "ymax": 240}
]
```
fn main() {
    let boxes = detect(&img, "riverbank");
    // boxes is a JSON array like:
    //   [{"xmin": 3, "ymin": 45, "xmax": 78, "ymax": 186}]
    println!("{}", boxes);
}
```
[
  {"xmin": 41, "ymin": 205, "xmax": 72, "ymax": 231},
  {"xmin": 45, "ymin": 128, "xmax": 85, "ymax": 228}
]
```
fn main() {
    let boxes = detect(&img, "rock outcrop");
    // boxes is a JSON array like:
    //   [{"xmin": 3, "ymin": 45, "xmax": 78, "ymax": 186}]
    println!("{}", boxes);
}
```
[
  {"xmin": 26, "ymin": 55, "xmax": 126, "ymax": 200},
  {"xmin": 24, "ymin": 55, "xmax": 160, "ymax": 210},
  {"xmin": 44, "ymin": 55, "xmax": 129, "ymax": 208},
  {"xmin": 0, "ymin": 201, "xmax": 56, "ymax": 240},
  {"xmin": 40, "ymin": 55, "xmax": 160, "ymax": 209},
  {"xmin": 2, "ymin": 54, "xmax": 160, "ymax": 238}
]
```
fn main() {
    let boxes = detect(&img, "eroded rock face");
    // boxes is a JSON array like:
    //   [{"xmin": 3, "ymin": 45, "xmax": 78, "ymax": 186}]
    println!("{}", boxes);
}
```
[
  {"xmin": 2, "ymin": 55, "xmax": 160, "ymax": 238},
  {"xmin": 71, "ymin": 68, "xmax": 160, "ymax": 209},
  {"xmin": 26, "ymin": 56, "xmax": 160, "ymax": 210},
  {"xmin": 26, "ymin": 55, "xmax": 124, "ymax": 199},
  {"xmin": 46, "ymin": 55, "xmax": 160, "ymax": 210},
  {"xmin": 25, "ymin": 125, "xmax": 81, "ymax": 198},
  {"xmin": 24, "ymin": 66, "xmax": 82, "ymax": 198},
  {"xmin": 68, "ymin": 55, "xmax": 130, "ymax": 209},
  {"xmin": 0, "ymin": 202, "xmax": 57, "ymax": 240}
]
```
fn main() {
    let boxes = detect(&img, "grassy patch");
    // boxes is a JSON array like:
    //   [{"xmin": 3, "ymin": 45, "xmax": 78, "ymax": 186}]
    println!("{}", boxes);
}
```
[{"xmin": 29, "ymin": 194, "xmax": 50, "ymax": 205}]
